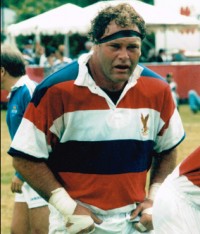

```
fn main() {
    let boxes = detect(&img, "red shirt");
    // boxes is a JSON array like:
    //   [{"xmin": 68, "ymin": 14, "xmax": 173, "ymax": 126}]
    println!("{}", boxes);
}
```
[{"xmin": 179, "ymin": 146, "xmax": 200, "ymax": 188}]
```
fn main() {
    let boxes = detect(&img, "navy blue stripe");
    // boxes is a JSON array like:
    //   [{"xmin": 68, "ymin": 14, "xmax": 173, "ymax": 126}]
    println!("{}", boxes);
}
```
[
  {"xmin": 47, "ymin": 140, "xmax": 154, "ymax": 174},
  {"xmin": 32, "ymin": 61, "xmax": 79, "ymax": 106},
  {"xmin": 8, "ymin": 148, "xmax": 47, "ymax": 162}
]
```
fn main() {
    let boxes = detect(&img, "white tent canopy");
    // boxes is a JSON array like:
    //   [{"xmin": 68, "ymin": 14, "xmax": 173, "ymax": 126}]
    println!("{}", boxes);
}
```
[
  {"xmin": 7, "ymin": 0, "xmax": 200, "ymax": 37},
  {"xmin": 81, "ymin": 0, "xmax": 200, "ymax": 33},
  {"xmin": 7, "ymin": 3, "xmax": 85, "ymax": 36}
]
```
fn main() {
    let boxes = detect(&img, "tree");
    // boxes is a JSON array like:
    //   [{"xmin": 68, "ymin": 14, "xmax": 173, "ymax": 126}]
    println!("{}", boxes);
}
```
[
  {"xmin": 3, "ymin": 0, "xmax": 154, "ymax": 22},
  {"xmin": 2, "ymin": 0, "xmax": 100, "ymax": 22}
]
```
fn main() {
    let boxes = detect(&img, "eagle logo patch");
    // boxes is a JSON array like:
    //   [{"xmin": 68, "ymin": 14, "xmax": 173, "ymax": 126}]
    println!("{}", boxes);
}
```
[{"xmin": 141, "ymin": 113, "xmax": 149, "ymax": 135}]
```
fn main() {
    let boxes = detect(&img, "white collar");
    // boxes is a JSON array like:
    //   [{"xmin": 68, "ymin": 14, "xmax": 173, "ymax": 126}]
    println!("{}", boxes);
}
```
[
  {"xmin": 8, "ymin": 75, "xmax": 29, "ymax": 98},
  {"xmin": 10, "ymin": 75, "xmax": 29, "ymax": 91}
]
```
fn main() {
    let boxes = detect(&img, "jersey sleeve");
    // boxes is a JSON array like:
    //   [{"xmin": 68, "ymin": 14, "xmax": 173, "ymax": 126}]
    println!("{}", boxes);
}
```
[
  {"xmin": 154, "ymin": 84, "xmax": 185, "ymax": 153},
  {"xmin": 8, "ymin": 86, "xmax": 60, "ymax": 161}
]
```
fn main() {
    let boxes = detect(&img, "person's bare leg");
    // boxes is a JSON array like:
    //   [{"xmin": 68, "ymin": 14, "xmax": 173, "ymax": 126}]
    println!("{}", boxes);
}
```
[
  {"xmin": 11, "ymin": 202, "xmax": 31, "ymax": 234},
  {"xmin": 29, "ymin": 205, "xmax": 50, "ymax": 234}
]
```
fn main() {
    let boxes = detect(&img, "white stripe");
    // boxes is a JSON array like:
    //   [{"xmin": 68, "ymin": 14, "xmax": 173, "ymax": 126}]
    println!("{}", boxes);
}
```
[
  {"xmin": 11, "ymin": 118, "xmax": 50, "ymax": 159},
  {"xmin": 50, "ymin": 108, "xmax": 163, "ymax": 142},
  {"xmin": 155, "ymin": 108, "xmax": 185, "ymax": 152},
  {"xmin": 11, "ymin": 108, "xmax": 184, "ymax": 160}
]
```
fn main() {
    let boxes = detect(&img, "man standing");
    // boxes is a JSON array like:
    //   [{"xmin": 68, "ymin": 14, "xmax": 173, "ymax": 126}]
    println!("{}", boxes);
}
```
[
  {"xmin": 8, "ymin": 3, "xmax": 185, "ymax": 234},
  {"xmin": 165, "ymin": 72, "xmax": 179, "ymax": 108},
  {"xmin": 1, "ymin": 44, "xmax": 49, "ymax": 234},
  {"xmin": 188, "ymin": 89, "xmax": 200, "ymax": 114}
]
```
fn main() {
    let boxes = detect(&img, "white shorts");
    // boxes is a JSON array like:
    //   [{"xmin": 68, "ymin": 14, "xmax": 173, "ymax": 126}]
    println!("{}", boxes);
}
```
[
  {"xmin": 48, "ymin": 205, "xmax": 154, "ymax": 234},
  {"xmin": 15, "ymin": 182, "xmax": 48, "ymax": 209},
  {"xmin": 153, "ymin": 175, "xmax": 200, "ymax": 234}
]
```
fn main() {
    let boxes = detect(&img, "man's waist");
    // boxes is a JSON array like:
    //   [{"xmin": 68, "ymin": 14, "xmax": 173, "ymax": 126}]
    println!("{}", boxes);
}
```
[{"xmin": 77, "ymin": 200, "xmax": 137, "ymax": 216}]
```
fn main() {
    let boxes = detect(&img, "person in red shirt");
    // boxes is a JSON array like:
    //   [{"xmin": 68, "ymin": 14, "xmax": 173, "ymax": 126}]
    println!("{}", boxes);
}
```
[
  {"xmin": 153, "ymin": 146, "xmax": 200, "ymax": 234},
  {"xmin": 8, "ymin": 3, "xmax": 185, "ymax": 234}
]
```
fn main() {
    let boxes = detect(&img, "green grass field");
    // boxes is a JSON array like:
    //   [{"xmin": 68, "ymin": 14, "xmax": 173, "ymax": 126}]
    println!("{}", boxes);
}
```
[{"xmin": 1, "ymin": 106, "xmax": 200, "ymax": 233}]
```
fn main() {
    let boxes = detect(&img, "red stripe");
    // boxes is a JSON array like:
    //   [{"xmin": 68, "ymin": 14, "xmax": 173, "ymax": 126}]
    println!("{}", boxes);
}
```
[
  {"xmin": 179, "ymin": 147, "xmax": 200, "ymax": 187},
  {"xmin": 59, "ymin": 171, "xmax": 147, "ymax": 210},
  {"xmin": 24, "ymin": 77, "xmax": 174, "ymax": 144},
  {"xmin": 119, "ymin": 77, "xmax": 175, "ymax": 117}
]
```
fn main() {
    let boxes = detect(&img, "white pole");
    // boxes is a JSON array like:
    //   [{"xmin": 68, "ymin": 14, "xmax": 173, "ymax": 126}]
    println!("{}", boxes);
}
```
[{"xmin": 64, "ymin": 34, "xmax": 69, "ymax": 57}]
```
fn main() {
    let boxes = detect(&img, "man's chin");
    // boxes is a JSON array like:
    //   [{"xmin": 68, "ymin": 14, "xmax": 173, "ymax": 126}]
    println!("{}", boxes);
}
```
[{"xmin": 113, "ymin": 75, "xmax": 130, "ymax": 82}]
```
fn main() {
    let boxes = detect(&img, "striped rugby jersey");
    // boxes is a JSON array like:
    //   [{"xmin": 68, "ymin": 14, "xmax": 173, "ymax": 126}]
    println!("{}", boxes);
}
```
[{"xmin": 9, "ymin": 53, "xmax": 185, "ymax": 212}]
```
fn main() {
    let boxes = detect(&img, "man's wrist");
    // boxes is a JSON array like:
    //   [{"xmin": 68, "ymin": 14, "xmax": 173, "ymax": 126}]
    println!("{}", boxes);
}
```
[
  {"xmin": 49, "ymin": 187, "xmax": 77, "ymax": 216},
  {"xmin": 49, "ymin": 188, "xmax": 95, "ymax": 233},
  {"xmin": 148, "ymin": 183, "xmax": 162, "ymax": 201},
  {"xmin": 142, "ymin": 207, "xmax": 153, "ymax": 215}
]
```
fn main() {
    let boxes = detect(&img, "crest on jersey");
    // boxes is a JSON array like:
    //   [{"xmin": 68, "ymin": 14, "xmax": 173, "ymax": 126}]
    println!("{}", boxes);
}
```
[
  {"xmin": 11, "ymin": 105, "xmax": 18, "ymax": 114},
  {"xmin": 141, "ymin": 113, "xmax": 149, "ymax": 135}
]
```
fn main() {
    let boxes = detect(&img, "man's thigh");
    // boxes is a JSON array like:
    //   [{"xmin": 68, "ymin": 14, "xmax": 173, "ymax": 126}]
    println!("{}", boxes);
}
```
[
  {"xmin": 11, "ymin": 201, "xmax": 31, "ymax": 234},
  {"xmin": 29, "ymin": 206, "xmax": 50, "ymax": 233}
]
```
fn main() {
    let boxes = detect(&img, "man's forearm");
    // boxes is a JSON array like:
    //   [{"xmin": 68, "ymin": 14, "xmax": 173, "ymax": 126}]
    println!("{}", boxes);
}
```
[
  {"xmin": 150, "ymin": 148, "xmax": 177, "ymax": 185},
  {"xmin": 13, "ymin": 157, "xmax": 62, "ymax": 200},
  {"xmin": 146, "ymin": 148, "xmax": 177, "ymax": 201},
  {"xmin": 13, "ymin": 157, "xmax": 95, "ymax": 233}
]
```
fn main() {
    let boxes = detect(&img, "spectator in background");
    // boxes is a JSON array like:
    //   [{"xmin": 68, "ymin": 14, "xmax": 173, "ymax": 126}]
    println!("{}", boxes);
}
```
[
  {"xmin": 147, "ymin": 48, "xmax": 157, "ymax": 62},
  {"xmin": 78, "ymin": 40, "xmax": 94, "ymax": 57},
  {"xmin": 172, "ymin": 49, "xmax": 187, "ymax": 62},
  {"xmin": 155, "ymin": 48, "xmax": 167, "ymax": 62},
  {"xmin": 43, "ymin": 46, "xmax": 57, "ymax": 68},
  {"xmin": 84, "ymin": 41, "xmax": 94, "ymax": 53},
  {"xmin": 34, "ymin": 44, "xmax": 46, "ymax": 66},
  {"xmin": 21, "ymin": 39, "xmax": 35, "ymax": 65},
  {"xmin": 166, "ymin": 73, "xmax": 179, "ymax": 108},
  {"xmin": 1, "ymin": 44, "xmax": 49, "ymax": 234},
  {"xmin": 41, "ymin": 45, "xmax": 57, "ymax": 77},
  {"xmin": 53, "ymin": 44, "xmax": 72, "ymax": 72},
  {"xmin": 22, "ymin": 39, "xmax": 34, "ymax": 58},
  {"xmin": 188, "ymin": 90, "xmax": 200, "ymax": 114}
]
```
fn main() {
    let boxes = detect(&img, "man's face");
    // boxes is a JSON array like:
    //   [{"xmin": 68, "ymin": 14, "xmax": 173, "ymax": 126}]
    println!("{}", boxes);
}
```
[
  {"xmin": 1, "ymin": 67, "xmax": 6, "ymax": 90},
  {"xmin": 94, "ymin": 21, "xmax": 142, "ymax": 85}
]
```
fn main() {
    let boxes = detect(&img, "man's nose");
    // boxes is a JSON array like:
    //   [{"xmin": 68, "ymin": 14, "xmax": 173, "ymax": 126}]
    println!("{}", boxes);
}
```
[{"xmin": 118, "ymin": 48, "xmax": 129, "ymax": 60}]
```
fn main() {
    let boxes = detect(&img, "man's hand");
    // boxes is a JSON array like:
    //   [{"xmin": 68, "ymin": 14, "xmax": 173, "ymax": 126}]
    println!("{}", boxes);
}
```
[
  {"xmin": 130, "ymin": 199, "xmax": 153, "ymax": 232},
  {"xmin": 65, "ymin": 215, "xmax": 96, "ymax": 234},
  {"xmin": 11, "ymin": 175, "xmax": 23, "ymax": 193},
  {"xmin": 49, "ymin": 187, "xmax": 102, "ymax": 234},
  {"xmin": 62, "ymin": 203, "xmax": 102, "ymax": 234},
  {"xmin": 64, "ymin": 204, "xmax": 103, "ymax": 234},
  {"xmin": 74, "ymin": 204, "xmax": 103, "ymax": 225}
]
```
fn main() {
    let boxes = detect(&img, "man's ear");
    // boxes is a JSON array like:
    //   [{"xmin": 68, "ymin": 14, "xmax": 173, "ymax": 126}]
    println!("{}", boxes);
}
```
[
  {"xmin": 1, "ymin": 67, "xmax": 6, "ymax": 76},
  {"xmin": 1, "ymin": 67, "xmax": 8, "ymax": 84}
]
